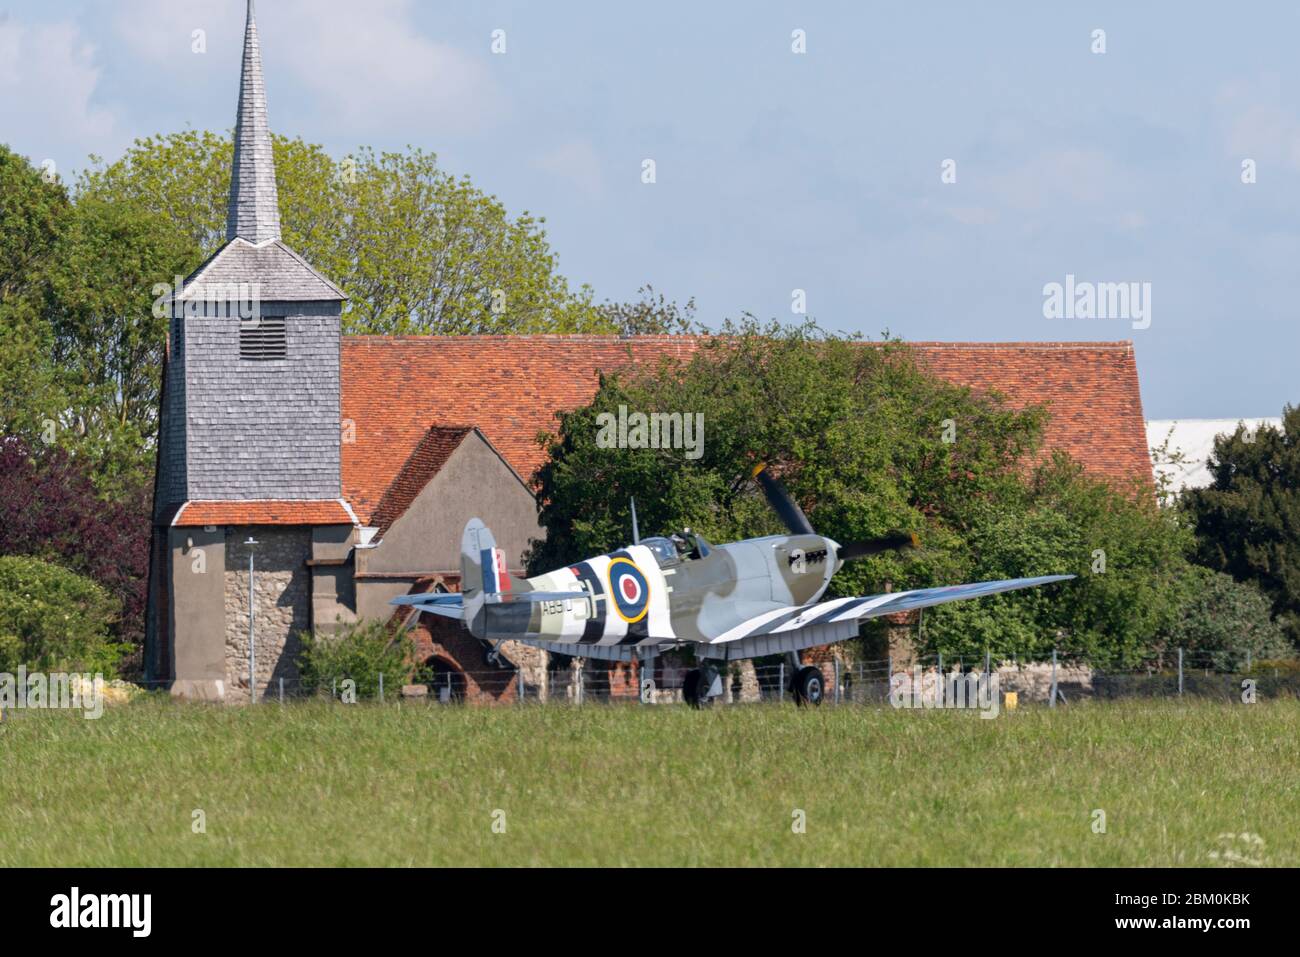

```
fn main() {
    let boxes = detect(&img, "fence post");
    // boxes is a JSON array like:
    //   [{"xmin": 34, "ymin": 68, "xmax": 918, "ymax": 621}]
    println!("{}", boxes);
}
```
[
  {"xmin": 518, "ymin": 666, "xmax": 525, "ymax": 702},
  {"xmin": 577, "ymin": 662, "xmax": 584, "ymax": 705},
  {"xmin": 1177, "ymin": 647, "xmax": 1184, "ymax": 697},
  {"xmin": 1049, "ymin": 647, "xmax": 1058, "ymax": 709},
  {"xmin": 833, "ymin": 658, "xmax": 841, "ymax": 705},
  {"xmin": 937, "ymin": 652, "xmax": 944, "ymax": 707},
  {"xmin": 332, "ymin": 677, "xmax": 336, "ymax": 700},
  {"xmin": 778, "ymin": 662, "xmax": 785, "ymax": 703},
  {"xmin": 378, "ymin": 672, "xmax": 384, "ymax": 703},
  {"xmin": 278, "ymin": 676, "xmax": 284, "ymax": 705}
]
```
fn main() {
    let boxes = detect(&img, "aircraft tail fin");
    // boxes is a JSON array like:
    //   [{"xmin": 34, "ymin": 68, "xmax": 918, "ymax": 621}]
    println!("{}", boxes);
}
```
[{"xmin": 460, "ymin": 518, "xmax": 524, "ymax": 598}]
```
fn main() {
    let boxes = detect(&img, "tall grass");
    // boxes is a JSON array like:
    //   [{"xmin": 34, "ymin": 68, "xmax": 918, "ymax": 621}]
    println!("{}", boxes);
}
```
[{"xmin": 2, "ymin": 698, "xmax": 1296, "ymax": 866}]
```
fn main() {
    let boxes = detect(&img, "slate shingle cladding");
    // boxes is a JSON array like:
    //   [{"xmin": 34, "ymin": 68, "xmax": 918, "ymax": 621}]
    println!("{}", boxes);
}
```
[
  {"xmin": 178, "ymin": 239, "xmax": 346, "ymax": 304},
  {"xmin": 225, "ymin": 0, "xmax": 281, "ymax": 246},
  {"xmin": 178, "ymin": 300, "xmax": 342, "ymax": 502}
]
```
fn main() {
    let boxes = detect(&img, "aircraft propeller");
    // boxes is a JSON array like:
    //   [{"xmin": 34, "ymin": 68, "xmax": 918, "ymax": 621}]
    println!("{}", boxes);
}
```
[
  {"xmin": 750, "ymin": 462, "xmax": 920, "ymax": 562},
  {"xmin": 751, "ymin": 462, "xmax": 815, "ymax": 535},
  {"xmin": 835, "ymin": 531, "xmax": 921, "ymax": 561}
]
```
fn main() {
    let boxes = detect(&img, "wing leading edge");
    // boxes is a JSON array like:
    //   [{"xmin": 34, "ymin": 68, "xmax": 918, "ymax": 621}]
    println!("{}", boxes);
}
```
[{"xmin": 712, "ymin": 574, "xmax": 1075, "ymax": 644}]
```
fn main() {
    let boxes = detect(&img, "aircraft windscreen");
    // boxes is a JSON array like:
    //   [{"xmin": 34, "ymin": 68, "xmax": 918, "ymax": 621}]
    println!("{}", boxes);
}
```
[{"xmin": 641, "ymin": 537, "xmax": 679, "ymax": 567}]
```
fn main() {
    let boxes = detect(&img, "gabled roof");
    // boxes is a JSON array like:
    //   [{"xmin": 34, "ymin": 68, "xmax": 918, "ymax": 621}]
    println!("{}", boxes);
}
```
[
  {"xmin": 172, "ymin": 499, "xmax": 356, "ymax": 527},
  {"xmin": 340, "ymin": 337, "xmax": 1152, "ymax": 511},
  {"xmin": 177, "ymin": 237, "xmax": 346, "ymax": 303},
  {"xmin": 368, "ymin": 425, "xmax": 475, "ymax": 535}
]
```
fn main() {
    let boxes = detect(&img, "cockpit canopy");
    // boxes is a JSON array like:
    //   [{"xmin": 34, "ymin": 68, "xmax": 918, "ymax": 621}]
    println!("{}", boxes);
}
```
[
  {"xmin": 641, "ymin": 531, "xmax": 711, "ymax": 567},
  {"xmin": 641, "ymin": 537, "xmax": 678, "ymax": 567}
]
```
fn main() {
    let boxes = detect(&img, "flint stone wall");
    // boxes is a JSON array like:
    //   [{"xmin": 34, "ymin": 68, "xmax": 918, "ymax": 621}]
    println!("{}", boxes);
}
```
[{"xmin": 224, "ymin": 526, "xmax": 312, "ymax": 702}]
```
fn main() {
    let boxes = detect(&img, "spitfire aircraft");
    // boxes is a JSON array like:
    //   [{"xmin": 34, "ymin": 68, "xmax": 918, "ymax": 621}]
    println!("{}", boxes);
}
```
[{"xmin": 393, "ymin": 464, "xmax": 1073, "ymax": 707}]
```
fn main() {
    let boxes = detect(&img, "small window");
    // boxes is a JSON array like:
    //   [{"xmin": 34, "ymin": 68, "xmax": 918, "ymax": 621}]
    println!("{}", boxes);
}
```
[{"xmin": 240, "ymin": 317, "xmax": 286, "ymax": 361}]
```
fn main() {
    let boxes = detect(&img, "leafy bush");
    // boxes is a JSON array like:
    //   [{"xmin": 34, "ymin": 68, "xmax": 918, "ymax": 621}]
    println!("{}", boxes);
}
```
[
  {"xmin": 0, "ymin": 555, "xmax": 125, "ymax": 674},
  {"xmin": 297, "ymin": 620, "xmax": 413, "ymax": 699},
  {"xmin": 0, "ymin": 437, "xmax": 150, "ymax": 650},
  {"xmin": 924, "ymin": 455, "xmax": 1189, "ymax": 668},
  {"xmin": 1155, "ymin": 565, "xmax": 1293, "ymax": 671}
]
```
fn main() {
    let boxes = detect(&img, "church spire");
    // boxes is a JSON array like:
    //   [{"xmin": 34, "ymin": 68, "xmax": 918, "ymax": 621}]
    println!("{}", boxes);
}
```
[{"xmin": 226, "ymin": 0, "xmax": 282, "ymax": 244}]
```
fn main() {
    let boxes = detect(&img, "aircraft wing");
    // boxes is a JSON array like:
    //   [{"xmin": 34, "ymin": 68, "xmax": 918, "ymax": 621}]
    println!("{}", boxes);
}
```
[
  {"xmin": 390, "ymin": 592, "xmax": 465, "ymax": 619},
  {"xmin": 711, "ymin": 574, "xmax": 1075, "ymax": 645}
]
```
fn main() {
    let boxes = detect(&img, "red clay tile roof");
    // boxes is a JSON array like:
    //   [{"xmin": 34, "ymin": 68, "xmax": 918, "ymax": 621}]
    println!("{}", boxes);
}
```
[
  {"xmin": 342, "ymin": 336, "xmax": 697, "ymax": 523},
  {"xmin": 368, "ymin": 425, "xmax": 474, "ymax": 536},
  {"xmin": 908, "ymin": 341, "xmax": 1151, "ymax": 483},
  {"xmin": 340, "ymin": 336, "xmax": 1151, "ymax": 520},
  {"xmin": 173, "ymin": 499, "xmax": 355, "ymax": 527}
]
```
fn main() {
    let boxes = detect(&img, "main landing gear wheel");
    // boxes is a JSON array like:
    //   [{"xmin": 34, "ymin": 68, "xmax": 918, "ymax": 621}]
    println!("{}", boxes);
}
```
[
  {"xmin": 683, "ymin": 667, "xmax": 717, "ymax": 709},
  {"xmin": 792, "ymin": 666, "xmax": 824, "ymax": 707}
]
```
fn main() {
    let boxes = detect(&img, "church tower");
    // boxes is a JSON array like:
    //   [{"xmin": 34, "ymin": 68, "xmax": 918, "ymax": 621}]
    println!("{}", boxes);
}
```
[
  {"xmin": 148, "ymin": 0, "xmax": 353, "ymax": 700},
  {"xmin": 161, "ymin": 0, "xmax": 346, "ymax": 505}
]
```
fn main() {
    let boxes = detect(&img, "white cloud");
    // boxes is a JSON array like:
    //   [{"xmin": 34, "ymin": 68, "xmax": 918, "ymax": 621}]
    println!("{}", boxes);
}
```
[
  {"xmin": 1232, "ymin": 106, "xmax": 1300, "ymax": 168},
  {"xmin": 283, "ymin": 0, "xmax": 500, "ymax": 135},
  {"xmin": 0, "ymin": 17, "xmax": 120, "ymax": 172},
  {"xmin": 110, "ymin": 0, "xmax": 239, "ymax": 61},
  {"xmin": 993, "ymin": 148, "xmax": 1123, "ymax": 211},
  {"xmin": 1215, "ymin": 76, "xmax": 1300, "ymax": 171},
  {"xmin": 534, "ymin": 140, "xmax": 606, "ymax": 198},
  {"xmin": 114, "ymin": 0, "xmax": 501, "ymax": 136}
]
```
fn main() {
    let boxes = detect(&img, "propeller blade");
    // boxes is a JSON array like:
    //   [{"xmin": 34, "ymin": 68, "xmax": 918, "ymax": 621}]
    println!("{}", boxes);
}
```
[
  {"xmin": 751, "ymin": 463, "xmax": 815, "ymax": 535},
  {"xmin": 837, "ymin": 531, "xmax": 921, "ymax": 561}
]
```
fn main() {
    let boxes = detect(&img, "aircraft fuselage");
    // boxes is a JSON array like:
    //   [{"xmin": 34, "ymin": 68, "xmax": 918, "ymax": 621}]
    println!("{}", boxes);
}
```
[{"xmin": 473, "ymin": 533, "xmax": 840, "ymax": 648}]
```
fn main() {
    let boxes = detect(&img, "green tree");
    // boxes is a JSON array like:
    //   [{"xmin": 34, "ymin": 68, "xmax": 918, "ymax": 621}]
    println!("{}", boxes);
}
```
[
  {"xmin": 0, "ymin": 145, "xmax": 68, "ymax": 442},
  {"xmin": 0, "ymin": 555, "xmax": 126, "ymax": 674},
  {"xmin": 77, "ymin": 132, "xmax": 616, "ymax": 336},
  {"xmin": 594, "ymin": 285, "xmax": 697, "ymax": 336},
  {"xmin": 529, "ymin": 319, "xmax": 1187, "ymax": 666},
  {"xmin": 45, "ymin": 195, "xmax": 195, "ymax": 497},
  {"xmin": 924, "ymin": 456, "xmax": 1188, "ymax": 666},
  {"xmin": 1154, "ymin": 564, "xmax": 1292, "ymax": 671},
  {"xmin": 1182, "ymin": 407, "xmax": 1300, "ymax": 646}
]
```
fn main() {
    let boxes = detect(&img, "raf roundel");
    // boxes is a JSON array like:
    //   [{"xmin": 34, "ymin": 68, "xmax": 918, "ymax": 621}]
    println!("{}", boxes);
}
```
[{"xmin": 606, "ymin": 557, "xmax": 650, "ymax": 623}]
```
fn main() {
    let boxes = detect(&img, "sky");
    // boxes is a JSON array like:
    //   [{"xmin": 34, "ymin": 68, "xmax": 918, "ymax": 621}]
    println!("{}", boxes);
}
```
[{"xmin": 1, "ymin": 0, "xmax": 1297, "ymax": 419}]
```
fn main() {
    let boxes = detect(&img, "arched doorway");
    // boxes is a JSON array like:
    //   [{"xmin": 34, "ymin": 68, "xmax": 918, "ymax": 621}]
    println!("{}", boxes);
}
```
[{"xmin": 422, "ymin": 656, "xmax": 467, "ymax": 702}]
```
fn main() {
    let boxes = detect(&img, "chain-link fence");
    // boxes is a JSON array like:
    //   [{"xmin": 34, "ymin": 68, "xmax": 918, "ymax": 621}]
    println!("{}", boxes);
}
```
[{"xmin": 110, "ymin": 647, "xmax": 1300, "ymax": 707}]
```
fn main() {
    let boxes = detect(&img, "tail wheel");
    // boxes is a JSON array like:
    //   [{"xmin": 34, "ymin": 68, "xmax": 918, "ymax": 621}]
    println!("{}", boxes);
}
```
[{"xmin": 792, "ymin": 666, "xmax": 824, "ymax": 707}]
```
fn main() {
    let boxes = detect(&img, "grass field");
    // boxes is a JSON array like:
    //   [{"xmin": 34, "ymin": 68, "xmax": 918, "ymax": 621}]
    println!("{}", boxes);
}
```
[{"xmin": 2, "ymin": 697, "xmax": 1297, "ymax": 866}]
